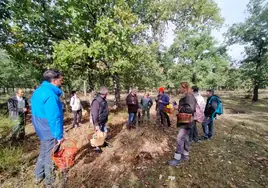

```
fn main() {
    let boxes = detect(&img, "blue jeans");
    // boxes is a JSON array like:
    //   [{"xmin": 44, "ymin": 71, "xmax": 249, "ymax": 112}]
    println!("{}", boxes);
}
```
[
  {"xmin": 35, "ymin": 139, "xmax": 58, "ymax": 185},
  {"xmin": 202, "ymin": 117, "xmax": 214, "ymax": 139},
  {"xmin": 128, "ymin": 112, "xmax": 137, "ymax": 126}
]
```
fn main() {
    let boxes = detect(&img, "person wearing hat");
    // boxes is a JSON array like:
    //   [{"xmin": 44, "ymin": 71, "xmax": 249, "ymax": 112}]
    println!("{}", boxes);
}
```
[
  {"xmin": 202, "ymin": 89, "xmax": 219, "ymax": 140},
  {"xmin": 155, "ymin": 87, "xmax": 171, "ymax": 127},
  {"xmin": 90, "ymin": 87, "xmax": 109, "ymax": 151}
]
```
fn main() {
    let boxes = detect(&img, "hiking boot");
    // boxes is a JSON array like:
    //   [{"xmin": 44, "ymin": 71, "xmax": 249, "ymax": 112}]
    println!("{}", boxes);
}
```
[{"xmin": 168, "ymin": 159, "xmax": 181, "ymax": 166}]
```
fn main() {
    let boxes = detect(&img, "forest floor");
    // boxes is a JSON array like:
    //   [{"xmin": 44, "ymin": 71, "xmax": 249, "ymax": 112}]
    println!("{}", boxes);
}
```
[{"xmin": 0, "ymin": 91, "xmax": 268, "ymax": 188}]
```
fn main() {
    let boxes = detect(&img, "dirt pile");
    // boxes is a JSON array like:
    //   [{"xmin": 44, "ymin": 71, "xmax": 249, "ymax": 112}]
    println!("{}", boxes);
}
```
[{"xmin": 66, "ymin": 123, "xmax": 173, "ymax": 188}]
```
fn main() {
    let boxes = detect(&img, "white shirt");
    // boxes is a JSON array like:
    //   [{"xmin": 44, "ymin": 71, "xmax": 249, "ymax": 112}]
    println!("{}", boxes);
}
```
[
  {"xmin": 17, "ymin": 96, "xmax": 25, "ymax": 110},
  {"xmin": 70, "ymin": 96, "xmax": 82, "ymax": 111}
]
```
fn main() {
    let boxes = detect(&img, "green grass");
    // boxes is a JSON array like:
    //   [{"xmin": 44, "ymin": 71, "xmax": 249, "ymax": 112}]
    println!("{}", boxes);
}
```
[{"xmin": 0, "ymin": 146, "xmax": 23, "ymax": 174}]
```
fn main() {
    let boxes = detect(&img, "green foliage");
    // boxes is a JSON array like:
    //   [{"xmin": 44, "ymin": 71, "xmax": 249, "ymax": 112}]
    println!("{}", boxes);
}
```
[{"xmin": 227, "ymin": 0, "xmax": 268, "ymax": 100}]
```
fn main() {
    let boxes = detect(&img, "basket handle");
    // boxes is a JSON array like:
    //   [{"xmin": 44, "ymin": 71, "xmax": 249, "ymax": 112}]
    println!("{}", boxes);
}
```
[{"xmin": 51, "ymin": 139, "xmax": 77, "ymax": 156}]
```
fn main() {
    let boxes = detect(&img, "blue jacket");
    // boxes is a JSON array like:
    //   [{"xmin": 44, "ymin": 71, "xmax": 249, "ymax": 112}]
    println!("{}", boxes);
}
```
[
  {"xmin": 157, "ymin": 93, "xmax": 170, "ymax": 111},
  {"xmin": 31, "ymin": 81, "xmax": 63, "ymax": 141}
]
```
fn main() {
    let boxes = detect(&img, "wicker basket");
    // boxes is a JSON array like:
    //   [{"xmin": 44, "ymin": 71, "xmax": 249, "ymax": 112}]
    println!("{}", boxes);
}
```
[{"xmin": 177, "ymin": 113, "xmax": 192, "ymax": 124}]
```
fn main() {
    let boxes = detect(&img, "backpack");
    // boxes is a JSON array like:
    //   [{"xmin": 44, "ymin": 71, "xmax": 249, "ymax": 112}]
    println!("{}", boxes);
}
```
[{"xmin": 209, "ymin": 96, "xmax": 223, "ymax": 118}]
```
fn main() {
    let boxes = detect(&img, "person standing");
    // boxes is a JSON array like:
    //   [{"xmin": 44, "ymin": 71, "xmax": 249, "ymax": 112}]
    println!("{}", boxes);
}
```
[
  {"xmin": 140, "ymin": 93, "xmax": 153, "ymax": 123},
  {"xmin": 70, "ymin": 90, "xmax": 82, "ymax": 128},
  {"xmin": 190, "ymin": 86, "xmax": 205, "ymax": 142},
  {"xmin": 31, "ymin": 70, "xmax": 64, "ymax": 188},
  {"xmin": 90, "ymin": 87, "xmax": 109, "ymax": 151},
  {"xmin": 155, "ymin": 87, "xmax": 171, "ymax": 127},
  {"xmin": 168, "ymin": 82, "xmax": 196, "ymax": 166},
  {"xmin": 8, "ymin": 88, "xmax": 29, "ymax": 140},
  {"xmin": 126, "ymin": 89, "xmax": 141, "ymax": 130},
  {"xmin": 202, "ymin": 89, "xmax": 220, "ymax": 140}
]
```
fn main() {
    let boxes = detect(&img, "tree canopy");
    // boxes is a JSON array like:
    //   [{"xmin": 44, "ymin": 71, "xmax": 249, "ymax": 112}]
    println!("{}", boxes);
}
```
[{"xmin": 1, "ymin": 0, "xmax": 266, "ymax": 101}]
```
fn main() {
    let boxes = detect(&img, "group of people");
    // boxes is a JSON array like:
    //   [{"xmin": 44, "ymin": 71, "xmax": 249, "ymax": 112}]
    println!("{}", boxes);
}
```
[{"xmin": 7, "ymin": 69, "xmax": 222, "ymax": 187}]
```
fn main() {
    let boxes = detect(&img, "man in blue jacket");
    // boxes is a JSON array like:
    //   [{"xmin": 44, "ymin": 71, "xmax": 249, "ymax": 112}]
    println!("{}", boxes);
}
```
[
  {"xmin": 31, "ymin": 69, "xmax": 64, "ymax": 188},
  {"xmin": 155, "ymin": 87, "xmax": 171, "ymax": 127}
]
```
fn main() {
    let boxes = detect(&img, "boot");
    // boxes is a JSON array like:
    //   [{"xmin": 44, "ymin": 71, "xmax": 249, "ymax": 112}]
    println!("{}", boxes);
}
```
[{"xmin": 168, "ymin": 153, "xmax": 181, "ymax": 166}]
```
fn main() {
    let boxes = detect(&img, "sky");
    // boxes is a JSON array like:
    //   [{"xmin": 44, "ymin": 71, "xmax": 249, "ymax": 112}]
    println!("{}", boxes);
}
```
[{"xmin": 164, "ymin": 0, "xmax": 250, "ymax": 61}]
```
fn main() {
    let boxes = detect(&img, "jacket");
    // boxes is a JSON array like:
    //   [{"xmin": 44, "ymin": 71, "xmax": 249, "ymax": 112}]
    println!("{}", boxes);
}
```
[
  {"xmin": 204, "ymin": 95, "xmax": 219, "ymax": 118},
  {"xmin": 8, "ymin": 96, "xmax": 29, "ymax": 120},
  {"xmin": 155, "ymin": 93, "xmax": 170, "ymax": 111},
  {"xmin": 140, "ymin": 97, "xmax": 153, "ymax": 111},
  {"xmin": 177, "ymin": 93, "xmax": 197, "ymax": 128},
  {"xmin": 91, "ymin": 95, "xmax": 108, "ymax": 126},
  {"xmin": 126, "ymin": 93, "xmax": 140, "ymax": 113},
  {"xmin": 178, "ymin": 93, "xmax": 197, "ymax": 114},
  {"xmin": 193, "ymin": 93, "xmax": 206, "ymax": 122},
  {"xmin": 31, "ymin": 81, "xmax": 63, "ymax": 141}
]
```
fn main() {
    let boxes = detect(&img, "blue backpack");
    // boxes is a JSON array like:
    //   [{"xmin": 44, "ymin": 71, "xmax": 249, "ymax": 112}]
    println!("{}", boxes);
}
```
[{"xmin": 209, "ymin": 96, "xmax": 223, "ymax": 118}]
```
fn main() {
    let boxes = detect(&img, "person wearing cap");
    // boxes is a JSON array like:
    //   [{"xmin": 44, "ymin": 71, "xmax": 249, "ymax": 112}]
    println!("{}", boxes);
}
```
[
  {"xmin": 202, "ymin": 89, "xmax": 218, "ymax": 140},
  {"xmin": 155, "ymin": 87, "xmax": 171, "ymax": 127},
  {"xmin": 90, "ymin": 87, "xmax": 109, "ymax": 151},
  {"xmin": 126, "ymin": 89, "xmax": 141, "ymax": 130}
]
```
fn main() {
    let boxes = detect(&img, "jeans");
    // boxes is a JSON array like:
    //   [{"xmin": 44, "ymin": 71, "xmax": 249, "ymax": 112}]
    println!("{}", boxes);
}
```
[
  {"xmin": 160, "ymin": 110, "xmax": 171, "ymax": 127},
  {"xmin": 189, "ymin": 120, "xmax": 199, "ymax": 142},
  {"xmin": 128, "ymin": 112, "xmax": 137, "ymax": 126},
  {"xmin": 176, "ymin": 128, "xmax": 190, "ymax": 156},
  {"xmin": 73, "ymin": 109, "xmax": 82, "ymax": 126},
  {"xmin": 35, "ymin": 139, "xmax": 59, "ymax": 185},
  {"xmin": 202, "ymin": 117, "xmax": 214, "ymax": 139}
]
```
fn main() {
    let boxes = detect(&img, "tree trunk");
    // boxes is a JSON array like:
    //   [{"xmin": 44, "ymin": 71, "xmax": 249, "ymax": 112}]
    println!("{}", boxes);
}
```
[
  {"xmin": 113, "ymin": 72, "xmax": 120, "ymax": 106},
  {"xmin": 252, "ymin": 83, "xmax": 259, "ymax": 102},
  {"xmin": 83, "ymin": 80, "xmax": 87, "ymax": 96}
]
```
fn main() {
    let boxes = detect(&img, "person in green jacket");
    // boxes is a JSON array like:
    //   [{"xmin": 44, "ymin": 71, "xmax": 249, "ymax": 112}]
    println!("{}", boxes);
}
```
[{"xmin": 140, "ymin": 93, "xmax": 153, "ymax": 123}]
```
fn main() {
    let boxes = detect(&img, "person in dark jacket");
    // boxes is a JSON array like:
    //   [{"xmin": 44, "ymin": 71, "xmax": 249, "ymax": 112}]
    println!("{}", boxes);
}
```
[
  {"xmin": 202, "ymin": 89, "xmax": 218, "ymax": 140},
  {"xmin": 8, "ymin": 88, "xmax": 29, "ymax": 140},
  {"xmin": 90, "ymin": 87, "xmax": 109, "ymax": 151},
  {"xmin": 126, "ymin": 89, "xmax": 141, "ymax": 130},
  {"xmin": 155, "ymin": 87, "xmax": 171, "ymax": 127},
  {"xmin": 31, "ymin": 70, "xmax": 64, "ymax": 187},
  {"xmin": 168, "ymin": 82, "xmax": 197, "ymax": 166}
]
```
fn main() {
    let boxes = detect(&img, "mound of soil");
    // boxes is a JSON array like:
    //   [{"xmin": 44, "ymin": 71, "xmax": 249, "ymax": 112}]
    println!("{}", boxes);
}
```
[{"xmin": 65, "ymin": 123, "xmax": 173, "ymax": 188}]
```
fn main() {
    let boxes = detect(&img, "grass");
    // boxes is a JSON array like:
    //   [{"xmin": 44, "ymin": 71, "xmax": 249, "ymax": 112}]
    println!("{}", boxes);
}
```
[{"xmin": 0, "ymin": 91, "xmax": 268, "ymax": 188}]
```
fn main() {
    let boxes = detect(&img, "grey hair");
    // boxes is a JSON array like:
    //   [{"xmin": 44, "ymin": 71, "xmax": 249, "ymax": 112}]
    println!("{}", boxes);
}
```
[
  {"xmin": 16, "ymin": 88, "xmax": 23, "ymax": 93},
  {"xmin": 100, "ymin": 87, "xmax": 109, "ymax": 95}
]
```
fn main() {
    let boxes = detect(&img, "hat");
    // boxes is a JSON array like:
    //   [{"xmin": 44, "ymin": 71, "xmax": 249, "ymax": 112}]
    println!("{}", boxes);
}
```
[
  {"xmin": 207, "ymin": 89, "xmax": 214, "ymax": 94},
  {"xmin": 158, "ymin": 87, "xmax": 164, "ymax": 92}
]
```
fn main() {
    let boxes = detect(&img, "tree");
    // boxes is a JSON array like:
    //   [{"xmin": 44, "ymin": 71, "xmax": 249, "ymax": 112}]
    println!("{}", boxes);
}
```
[{"xmin": 227, "ymin": 0, "xmax": 268, "ymax": 101}]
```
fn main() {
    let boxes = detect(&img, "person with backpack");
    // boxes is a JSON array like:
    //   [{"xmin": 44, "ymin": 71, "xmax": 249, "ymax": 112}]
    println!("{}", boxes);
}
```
[
  {"xmin": 202, "ymin": 89, "xmax": 223, "ymax": 140},
  {"xmin": 140, "ymin": 93, "xmax": 153, "ymax": 123},
  {"xmin": 190, "ymin": 86, "xmax": 206, "ymax": 142},
  {"xmin": 90, "ymin": 87, "xmax": 109, "ymax": 151},
  {"xmin": 155, "ymin": 87, "xmax": 171, "ymax": 127},
  {"xmin": 168, "ymin": 82, "xmax": 197, "ymax": 166},
  {"xmin": 70, "ymin": 90, "xmax": 82, "ymax": 128}
]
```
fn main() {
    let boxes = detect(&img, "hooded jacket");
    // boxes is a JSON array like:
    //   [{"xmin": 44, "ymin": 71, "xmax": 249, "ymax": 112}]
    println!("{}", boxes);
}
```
[{"xmin": 31, "ymin": 81, "xmax": 63, "ymax": 141}]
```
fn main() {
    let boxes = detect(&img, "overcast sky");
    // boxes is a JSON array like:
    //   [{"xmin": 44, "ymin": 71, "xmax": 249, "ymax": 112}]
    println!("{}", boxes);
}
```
[{"xmin": 164, "ymin": 0, "xmax": 250, "ymax": 61}]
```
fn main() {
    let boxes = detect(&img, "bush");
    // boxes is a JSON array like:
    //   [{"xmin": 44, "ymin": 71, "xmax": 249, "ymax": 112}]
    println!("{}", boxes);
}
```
[{"xmin": 0, "ymin": 146, "xmax": 23, "ymax": 173}]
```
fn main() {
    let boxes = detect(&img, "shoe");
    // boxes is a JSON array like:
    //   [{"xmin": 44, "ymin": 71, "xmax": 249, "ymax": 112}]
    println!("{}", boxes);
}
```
[
  {"xmin": 46, "ymin": 185, "xmax": 54, "ymax": 188},
  {"xmin": 34, "ymin": 178, "xmax": 43, "ymax": 185},
  {"xmin": 168, "ymin": 159, "xmax": 181, "ymax": 166},
  {"xmin": 181, "ymin": 155, "xmax": 189, "ymax": 161}
]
